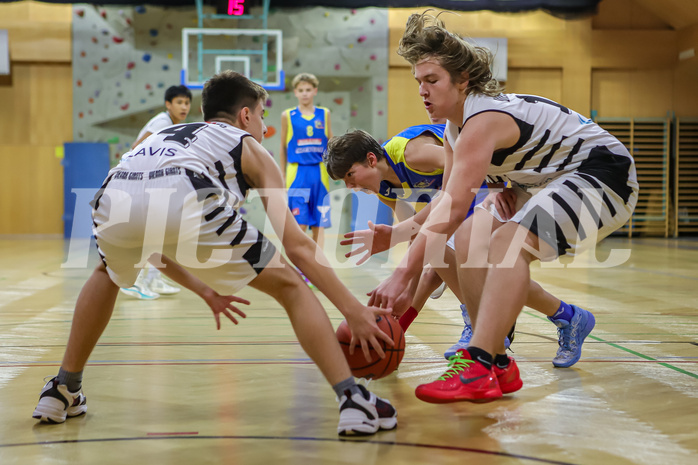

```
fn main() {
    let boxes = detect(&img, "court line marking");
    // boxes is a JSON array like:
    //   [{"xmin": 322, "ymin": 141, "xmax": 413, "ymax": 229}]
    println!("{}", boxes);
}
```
[
  {"xmin": 3, "ymin": 359, "xmax": 696, "ymax": 368},
  {"xmin": 3, "ymin": 339, "xmax": 697, "ymax": 349},
  {"xmin": 0, "ymin": 435, "xmax": 578, "ymax": 464},
  {"xmin": 2, "ymin": 360, "xmax": 696, "ymax": 369},
  {"xmin": 523, "ymin": 311, "xmax": 698, "ymax": 379},
  {"xmin": 146, "ymin": 432, "xmax": 198, "ymax": 436}
]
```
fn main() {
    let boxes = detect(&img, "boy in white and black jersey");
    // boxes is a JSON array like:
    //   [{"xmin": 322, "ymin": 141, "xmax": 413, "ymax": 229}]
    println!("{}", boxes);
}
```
[
  {"xmin": 347, "ymin": 12, "xmax": 638, "ymax": 404},
  {"xmin": 33, "ymin": 71, "xmax": 398, "ymax": 436}
]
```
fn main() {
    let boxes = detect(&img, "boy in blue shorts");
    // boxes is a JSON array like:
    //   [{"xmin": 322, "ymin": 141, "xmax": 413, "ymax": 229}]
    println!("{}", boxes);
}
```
[{"xmin": 280, "ymin": 73, "xmax": 333, "ymax": 254}]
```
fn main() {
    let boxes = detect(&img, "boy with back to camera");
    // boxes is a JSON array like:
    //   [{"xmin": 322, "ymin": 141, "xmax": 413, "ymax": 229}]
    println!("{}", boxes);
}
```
[
  {"xmin": 32, "ymin": 71, "xmax": 398, "ymax": 436},
  {"xmin": 120, "ymin": 85, "xmax": 193, "ymax": 300},
  {"xmin": 280, "ymin": 74, "xmax": 333, "ymax": 283}
]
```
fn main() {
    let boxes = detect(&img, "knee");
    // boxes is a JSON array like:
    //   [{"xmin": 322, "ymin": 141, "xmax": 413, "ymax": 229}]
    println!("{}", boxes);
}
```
[
  {"xmin": 489, "ymin": 225, "xmax": 511, "ymax": 245},
  {"xmin": 453, "ymin": 226, "xmax": 470, "ymax": 256},
  {"xmin": 488, "ymin": 224, "xmax": 515, "ymax": 262},
  {"xmin": 421, "ymin": 266, "xmax": 442, "ymax": 286},
  {"xmin": 488, "ymin": 224, "xmax": 537, "ymax": 264},
  {"xmin": 453, "ymin": 221, "xmax": 473, "ymax": 247},
  {"xmin": 266, "ymin": 266, "xmax": 308, "ymax": 304},
  {"xmin": 454, "ymin": 223, "xmax": 491, "ymax": 267}
]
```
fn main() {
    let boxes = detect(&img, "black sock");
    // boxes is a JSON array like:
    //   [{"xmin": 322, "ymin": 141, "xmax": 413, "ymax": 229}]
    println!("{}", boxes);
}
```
[
  {"xmin": 332, "ymin": 376, "xmax": 363, "ymax": 399},
  {"xmin": 467, "ymin": 346, "xmax": 493, "ymax": 370},
  {"xmin": 494, "ymin": 353, "xmax": 510, "ymax": 369},
  {"xmin": 57, "ymin": 367, "xmax": 83, "ymax": 392}
]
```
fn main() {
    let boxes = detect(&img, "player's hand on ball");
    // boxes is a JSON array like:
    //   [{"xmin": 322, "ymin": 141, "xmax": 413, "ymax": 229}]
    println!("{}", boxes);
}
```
[
  {"xmin": 340, "ymin": 221, "xmax": 393, "ymax": 265},
  {"xmin": 346, "ymin": 305, "xmax": 394, "ymax": 362},
  {"xmin": 203, "ymin": 288, "xmax": 250, "ymax": 330}
]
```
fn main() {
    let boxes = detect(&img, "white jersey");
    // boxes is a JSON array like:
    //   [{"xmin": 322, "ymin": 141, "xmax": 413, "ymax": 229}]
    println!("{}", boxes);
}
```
[
  {"xmin": 445, "ymin": 93, "xmax": 636, "ymax": 204},
  {"xmin": 97, "ymin": 121, "xmax": 275, "ymax": 292},
  {"xmin": 136, "ymin": 111, "xmax": 175, "ymax": 142},
  {"xmin": 115, "ymin": 121, "xmax": 252, "ymax": 206}
]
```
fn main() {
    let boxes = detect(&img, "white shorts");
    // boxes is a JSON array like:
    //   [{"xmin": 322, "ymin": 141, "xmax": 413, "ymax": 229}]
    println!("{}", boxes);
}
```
[
  {"xmin": 446, "ymin": 234, "xmax": 456, "ymax": 250},
  {"xmin": 92, "ymin": 168, "xmax": 276, "ymax": 294},
  {"xmin": 445, "ymin": 186, "xmax": 490, "ymax": 251},
  {"xmin": 476, "ymin": 172, "xmax": 638, "ymax": 260},
  {"xmin": 474, "ymin": 182, "xmax": 531, "ymax": 224}
]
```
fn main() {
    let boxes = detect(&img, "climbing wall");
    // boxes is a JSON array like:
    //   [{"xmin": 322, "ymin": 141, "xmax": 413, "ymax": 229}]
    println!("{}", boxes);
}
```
[
  {"xmin": 72, "ymin": 5, "xmax": 192, "ymax": 158},
  {"xmin": 72, "ymin": 4, "xmax": 388, "ymax": 159},
  {"xmin": 72, "ymin": 4, "xmax": 389, "ymax": 239}
]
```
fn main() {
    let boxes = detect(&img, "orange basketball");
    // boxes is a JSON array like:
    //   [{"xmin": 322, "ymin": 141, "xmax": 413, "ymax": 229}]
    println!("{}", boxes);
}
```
[{"xmin": 336, "ymin": 316, "xmax": 405, "ymax": 380}]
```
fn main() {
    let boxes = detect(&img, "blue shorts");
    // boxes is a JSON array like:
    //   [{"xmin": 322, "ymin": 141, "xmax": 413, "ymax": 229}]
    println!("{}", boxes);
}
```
[{"xmin": 286, "ymin": 162, "xmax": 331, "ymax": 228}]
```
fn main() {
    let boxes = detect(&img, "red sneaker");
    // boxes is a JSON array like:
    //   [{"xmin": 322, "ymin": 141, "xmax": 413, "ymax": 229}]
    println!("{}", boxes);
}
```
[
  {"xmin": 415, "ymin": 349, "xmax": 502, "ymax": 403},
  {"xmin": 493, "ymin": 357, "xmax": 523, "ymax": 394}
]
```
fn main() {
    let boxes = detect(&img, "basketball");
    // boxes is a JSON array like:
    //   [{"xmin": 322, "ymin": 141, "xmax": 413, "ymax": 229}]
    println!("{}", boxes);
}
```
[{"xmin": 336, "ymin": 316, "xmax": 405, "ymax": 380}]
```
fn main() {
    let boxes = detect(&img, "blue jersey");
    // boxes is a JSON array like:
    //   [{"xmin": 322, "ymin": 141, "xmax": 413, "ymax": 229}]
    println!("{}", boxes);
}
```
[
  {"xmin": 378, "ymin": 124, "xmax": 445, "ymax": 204},
  {"xmin": 378, "ymin": 124, "xmax": 487, "ymax": 214},
  {"xmin": 284, "ymin": 106, "xmax": 330, "ymax": 165}
]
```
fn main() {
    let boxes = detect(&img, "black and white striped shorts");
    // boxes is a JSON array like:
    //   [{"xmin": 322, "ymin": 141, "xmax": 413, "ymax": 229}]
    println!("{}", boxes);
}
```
[
  {"xmin": 91, "ymin": 169, "xmax": 276, "ymax": 294},
  {"xmin": 503, "ymin": 171, "xmax": 638, "ymax": 260}
]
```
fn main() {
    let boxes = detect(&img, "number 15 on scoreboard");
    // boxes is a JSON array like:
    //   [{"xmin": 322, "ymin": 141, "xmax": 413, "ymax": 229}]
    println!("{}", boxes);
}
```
[{"xmin": 228, "ymin": 0, "xmax": 245, "ymax": 16}]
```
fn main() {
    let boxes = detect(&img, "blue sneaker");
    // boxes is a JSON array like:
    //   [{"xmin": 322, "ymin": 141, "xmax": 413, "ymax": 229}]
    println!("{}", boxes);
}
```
[
  {"xmin": 444, "ymin": 305, "xmax": 472, "ymax": 359},
  {"xmin": 549, "ymin": 305, "xmax": 596, "ymax": 368},
  {"xmin": 443, "ymin": 305, "xmax": 512, "ymax": 359}
]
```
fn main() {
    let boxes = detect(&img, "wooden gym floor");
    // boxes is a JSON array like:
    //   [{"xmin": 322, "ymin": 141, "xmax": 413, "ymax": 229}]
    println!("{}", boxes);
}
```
[{"xmin": 0, "ymin": 236, "xmax": 696, "ymax": 464}]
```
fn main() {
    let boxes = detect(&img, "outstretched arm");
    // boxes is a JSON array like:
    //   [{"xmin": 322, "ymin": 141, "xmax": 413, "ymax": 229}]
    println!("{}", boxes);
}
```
[
  {"xmin": 369, "ymin": 112, "xmax": 519, "ymax": 314},
  {"xmin": 341, "ymin": 190, "xmax": 442, "ymax": 263},
  {"xmin": 340, "ymin": 194, "xmax": 416, "ymax": 265},
  {"xmin": 239, "ymin": 137, "xmax": 394, "ymax": 359}
]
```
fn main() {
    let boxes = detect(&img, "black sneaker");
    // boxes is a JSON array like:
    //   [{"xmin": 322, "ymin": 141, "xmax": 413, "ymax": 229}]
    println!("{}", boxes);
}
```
[
  {"xmin": 337, "ymin": 385, "xmax": 397, "ymax": 436},
  {"xmin": 32, "ymin": 377, "xmax": 87, "ymax": 423}
]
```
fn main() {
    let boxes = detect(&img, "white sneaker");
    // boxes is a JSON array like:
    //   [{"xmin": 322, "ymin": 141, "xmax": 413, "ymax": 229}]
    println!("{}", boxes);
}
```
[
  {"xmin": 33, "ymin": 377, "xmax": 87, "ymax": 423},
  {"xmin": 120, "ymin": 270, "xmax": 160, "ymax": 300},
  {"xmin": 429, "ymin": 282, "xmax": 447, "ymax": 300},
  {"xmin": 337, "ymin": 385, "xmax": 397, "ymax": 436},
  {"xmin": 149, "ymin": 275, "xmax": 181, "ymax": 295}
]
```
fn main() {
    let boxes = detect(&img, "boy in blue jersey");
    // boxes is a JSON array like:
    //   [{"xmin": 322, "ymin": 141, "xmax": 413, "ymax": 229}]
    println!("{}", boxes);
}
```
[
  {"xmin": 325, "ymin": 125, "xmax": 591, "ymax": 366},
  {"xmin": 280, "ymin": 73, "xmax": 333, "ymax": 254}
]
